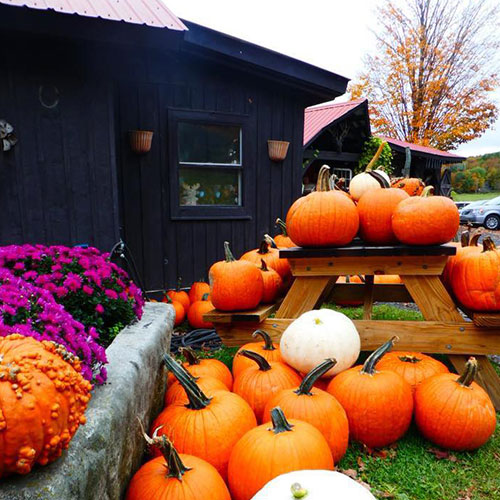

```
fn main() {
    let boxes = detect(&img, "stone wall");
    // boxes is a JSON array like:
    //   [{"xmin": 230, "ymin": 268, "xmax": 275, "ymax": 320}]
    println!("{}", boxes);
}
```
[{"xmin": 0, "ymin": 302, "xmax": 174, "ymax": 500}]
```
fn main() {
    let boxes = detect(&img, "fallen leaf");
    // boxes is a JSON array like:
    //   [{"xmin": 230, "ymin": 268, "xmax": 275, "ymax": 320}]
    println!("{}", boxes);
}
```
[
  {"xmin": 357, "ymin": 456, "xmax": 366, "ymax": 471},
  {"xmin": 374, "ymin": 491, "xmax": 395, "ymax": 499},
  {"xmin": 427, "ymin": 448, "xmax": 458, "ymax": 462},
  {"xmin": 340, "ymin": 468, "xmax": 357, "ymax": 479},
  {"xmin": 362, "ymin": 444, "xmax": 394, "ymax": 459}
]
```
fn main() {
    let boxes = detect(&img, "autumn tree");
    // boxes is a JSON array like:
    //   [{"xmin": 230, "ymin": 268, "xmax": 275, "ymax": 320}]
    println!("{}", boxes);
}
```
[{"xmin": 350, "ymin": 0, "xmax": 500, "ymax": 150}]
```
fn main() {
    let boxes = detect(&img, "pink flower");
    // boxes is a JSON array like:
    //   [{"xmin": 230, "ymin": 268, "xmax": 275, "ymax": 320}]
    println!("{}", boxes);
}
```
[
  {"xmin": 105, "ymin": 289, "xmax": 118, "ymax": 300},
  {"xmin": 95, "ymin": 304, "xmax": 104, "ymax": 314},
  {"xmin": 83, "ymin": 285, "xmax": 94, "ymax": 295}
]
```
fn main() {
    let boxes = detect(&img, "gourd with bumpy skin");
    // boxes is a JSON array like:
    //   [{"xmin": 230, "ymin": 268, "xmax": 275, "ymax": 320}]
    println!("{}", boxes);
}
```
[
  {"xmin": 209, "ymin": 241, "xmax": 264, "ymax": 311},
  {"xmin": 125, "ymin": 428, "xmax": 231, "ymax": 500},
  {"xmin": 280, "ymin": 309, "xmax": 360, "ymax": 377},
  {"xmin": 232, "ymin": 330, "xmax": 282, "ymax": 378},
  {"xmin": 251, "ymin": 470, "xmax": 376, "ymax": 499},
  {"xmin": 327, "ymin": 337, "xmax": 413, "ymax": 448},
  {"xmin": 392, "ymin": 186, "xmax": 459, "ymax": 245},
  {"xmin": 152, "ymin": 355, "xmax": 256, "ymax": 481},
  {"xmin": 228, "ymin": 407, "xmax": 334, "ymax": 500},
  {"xmin": 414, "ymin": 357, "xmax": 496, "ymax": 450},
  {"xmin": 262, "ymin": 359, "xmax": 349, "ymax": 463},
  {"xmin": 286, "ymin": 166, "xmax": 359, "ymax": 247},
  {"xmin": 0, "ymin": 334, "xmax": 92, "ymax": 478}
]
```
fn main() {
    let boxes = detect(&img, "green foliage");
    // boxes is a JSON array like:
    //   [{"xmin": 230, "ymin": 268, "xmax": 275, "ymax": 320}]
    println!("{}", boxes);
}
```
[
  {"xmin": 452, "ymin": 151, "xmax": 500, "ymax": 193},
  {"xmin": 357, "ymin": 137, "xmax": 393, "ymax": 175},
  {"xmin": 323, "ymin": 303, "xmax": 423, "ymax": 321}
]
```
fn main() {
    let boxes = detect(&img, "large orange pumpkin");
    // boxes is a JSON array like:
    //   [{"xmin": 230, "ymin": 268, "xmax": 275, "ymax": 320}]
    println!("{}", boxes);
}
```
[
  {"xmin": 392, "ymin": 186, "xmax": 459, "ymax": 245},
  {"xmin": 240, "ymin": 236, "xmax": 291, "ymax": 283},
  {"xmin": 286, "ymin": 165, "xmax": 359, "ymax": 247},
  {"xmin": 126, "ymin": 429, "xmax": 231, "ymax": 500},
  {"xmin": 232, "ymin": 330, "xmax": 282, "ymax": 378},
  {"xmin": 165, "ymin": 278, "xmax": 190, "ymax": 314},
  {"xmin": 262, "ymin": 359, "xmax": 349, "ymax": 463},
  {"xmin": 228, "ymin": 407, "xmax": 334, "ymax": 500},
  {"xmin": 165, "ymin": 375, "xmax": 229, "ymax": 406},
  {"xmin": 188, "ymin": 281, "xmax": 211, "ymax": 303},
  {"xmin": 391, "ymin": 177, "xmax": 425, "ymax": 196},
  {"xmin": 233, "ymin": 350, "xmax": 301, "ymax": 422},
  {"xmin": 451, "ymin": 237, "xmax": 500, "ymax": 311},
  {"xmin": 152, "ymin": 356, "xmax": 256, "ymax": 480},
  {"xmin": 187, "ymin": 294, "xmax": 214, "ymax": 329},
  {"xmin": 376, "ymin": 351, "xmax": 449, "ymax": 394},
  {"xmin": 358, "ymin": 187, "xmax": 409, "ymax": 244},
  {"xmin": 0, "ymin": 334, "xmax": 92, "ymax": 478},
  {"xmin": 327, "ymin": 337, "xmax": 413, "ymax": 448},
  {"xmin": 209, "ymin": 241, "xmax": 264, "ymax": 311},
  {"xmin": 274, "ymin": 218, "xmax": 296, "ymax": 248},
  {"xmin": 414, "ymin": 357, "xmax": 496, "ymax": 450},
  {"xmin": 258, "ymin": 260, "xmax": 282, "ymax": 303}
]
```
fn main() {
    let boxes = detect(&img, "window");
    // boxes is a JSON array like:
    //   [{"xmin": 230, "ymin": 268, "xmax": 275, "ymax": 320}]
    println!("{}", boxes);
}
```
[{"xmin": 169, "ymin": 109, "xmax": 254, "ymax": 220}]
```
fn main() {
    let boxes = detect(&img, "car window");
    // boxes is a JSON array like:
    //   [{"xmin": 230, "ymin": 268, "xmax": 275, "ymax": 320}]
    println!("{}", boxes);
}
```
[{"xmin": 484, "ymin": 197, "xmax": 500, "ymax": 205}]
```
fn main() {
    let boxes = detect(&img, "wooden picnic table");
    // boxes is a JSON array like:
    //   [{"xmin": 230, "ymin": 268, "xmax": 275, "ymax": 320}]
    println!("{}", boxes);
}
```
[{"xmin": 205, "ymin": 242, "xmax": 500, "ymax": 409}]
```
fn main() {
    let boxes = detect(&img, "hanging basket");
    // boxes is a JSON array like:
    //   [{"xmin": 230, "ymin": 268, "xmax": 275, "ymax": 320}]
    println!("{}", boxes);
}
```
[
  {"xmin": 267, "ymin": 140, "xmax": 290, "ymax": 162},
  {"xmin": 129, "ymin": 130, "xmax": 153, "ymax": 154}
]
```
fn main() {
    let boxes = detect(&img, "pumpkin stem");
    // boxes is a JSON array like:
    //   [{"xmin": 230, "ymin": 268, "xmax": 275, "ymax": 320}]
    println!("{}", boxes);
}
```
[
  {"xmin": 296, "ymin": 358, "xmax": 337, "ymax": 395},
  {"xmin": 201, "ymin": 293, "xmax": 210, "ymax": 301},
  {"xmin": 180, "ymin": 347, "xmax": 200, "ymax": 366},
  {"xmin": 163, "ymin": 355, "xmax": 211, "ymax": 410},
  {"xmin": 176, "ymin": 277, "xmax": 182, "ymax": 292},
  {"xmin": 456, "ymin": 357, "xmax": 478, "ymax": 387},
  {"xmin": 291, "ymin": 483, "xmax": 309, "ymax": 498},
  {"xmin": 361, "ymin": 336, "xmax": 399, "ymax": 375},
  {"xmin": 224, "ymin": 241, "xmax": 236, "ymax": 262},
  {"xmin": 398, "ymin": 355, "xmax": 422, "ymax": 363},
  {"xmin": 368, "ymin": 170, "xmax": 390, "ymax": 188},
  {"xmin": 316, "ymin": 165, "xmax": 331, "ymax": 192},
  {"xmin": 238, "ymin": 349, "xmax": 272, "ymax": 371},
  {"xmin": 365, "ymin": 141, "xmax": 387, "ymax": 172},
  {"xmin": 270, "ymin": 406, "xmax": 294, "ymax": 434},
  {"xmin": 420, "ymin": 185, "xmax": 434, "ymax": 197},
  {"xmin": 276, "ymin": 218, "xmax": 288, "ymax": 237},
  {"xmin": 260, "ymin": 259, "xmax": 270, "ymax": 272},
  {"xmin": 257, "ymin": 238, "xmax": 270, "ymax": 254},
  {"xmin": 460, "ymin": 230, "xmax": 470, "ymax": 247},
  {"xmin": 482, "ymin": 237, "xmax": 497, "ymax": 252},
  {"xmin": 252, "ymin": 329, "xmax": 276, "ymax": 351},
  {"xmin": 141, "ymin": 423, "xmax": 192, "ymax": 480},
  {"xmin": 469, "ymin": 232, "xmax": 481, "ymax": 247},
  {"xmin": 264, "ymin": 234, "xmax": 278, "ymax": 249}
]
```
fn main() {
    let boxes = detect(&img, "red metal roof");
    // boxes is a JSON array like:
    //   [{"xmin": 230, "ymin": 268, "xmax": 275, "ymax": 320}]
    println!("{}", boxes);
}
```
[
  {"xmin": 0, "ymin": 0, "xmax": 187, "ymax": 30},
  {"xmin": 304, "ymin": 98, "xmax": 366, "ymax": 146},
  {"xmin": 379, "ymin": 136, "xmax": 465, "ymax": 160}
]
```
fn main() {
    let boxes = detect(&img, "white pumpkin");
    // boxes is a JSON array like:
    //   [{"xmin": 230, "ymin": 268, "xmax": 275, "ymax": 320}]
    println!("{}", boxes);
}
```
[
  {"xmin": 349, "ymin": 168, "xmax": 390, "ymax": 201},
  {"xmin": 280, "ymin": 309, "xmax": 360, "ymax": 377},
  {"xmin": 251, "ymin": 470, "xmax": 376, "ymax": 499}
]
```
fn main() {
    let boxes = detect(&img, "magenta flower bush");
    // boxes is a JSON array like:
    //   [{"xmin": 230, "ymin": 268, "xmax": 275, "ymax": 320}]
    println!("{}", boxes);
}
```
[
  {"xmin": 0, "ymin": 244, "xmax": 144, "ymax": 348},
  {"xmin": 0, "ymin": 268, "xmax": 107, "ymax": 383}
]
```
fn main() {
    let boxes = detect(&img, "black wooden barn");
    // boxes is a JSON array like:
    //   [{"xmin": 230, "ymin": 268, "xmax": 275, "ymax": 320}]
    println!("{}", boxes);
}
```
[
  {"xmin": 303, "ymin": 98, "xmax": 465, "ymax": 196},
  {"xmin": 0, "ymin": 1, "xmax": 348, "ymax": 292}
]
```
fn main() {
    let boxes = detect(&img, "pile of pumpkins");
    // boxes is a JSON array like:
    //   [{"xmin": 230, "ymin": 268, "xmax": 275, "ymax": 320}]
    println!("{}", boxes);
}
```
[{"xmin": 126, "ymin": 309, "xmax": 496, "ymax": 500}]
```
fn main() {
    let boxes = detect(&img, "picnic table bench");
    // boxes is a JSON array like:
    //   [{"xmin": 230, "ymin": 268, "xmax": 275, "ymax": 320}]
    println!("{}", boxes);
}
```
[{"xmin": 204, "ymin": 242, "xmax": 500, "ymax": 410}]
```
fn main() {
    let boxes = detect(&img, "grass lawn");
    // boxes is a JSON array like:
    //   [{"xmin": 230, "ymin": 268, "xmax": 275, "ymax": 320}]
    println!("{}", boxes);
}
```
[
  {"xmin": 188, "ymin": 303, "xmax": 499, "ymax": 500},
  {"xmin": 452, "ymin": 191, "xmax": 500, "ymax": 201}
]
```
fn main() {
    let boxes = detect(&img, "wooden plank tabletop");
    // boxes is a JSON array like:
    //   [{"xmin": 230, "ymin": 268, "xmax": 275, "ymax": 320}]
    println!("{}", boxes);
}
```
[
  {"xmin": 279, "ymin": 241, "xmax": 457, "ymax": 259},
  {"xmin": 203, "ymin": 302, "xmax": 279, "ymax": 323}
]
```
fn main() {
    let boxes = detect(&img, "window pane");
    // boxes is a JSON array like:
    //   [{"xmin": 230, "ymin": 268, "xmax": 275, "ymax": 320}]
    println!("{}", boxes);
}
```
[
  {"xmin": 178, "ymin": 122, "xmax": 241, "ymax": 164},
  {"xmin": 179, "ymin": 167, "xmax": 241, "ymax": 206}
]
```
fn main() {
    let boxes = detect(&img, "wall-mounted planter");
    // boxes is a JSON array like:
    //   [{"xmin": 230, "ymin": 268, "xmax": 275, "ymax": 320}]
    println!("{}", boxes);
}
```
[
  {"xmin": 129, "ymin": 130, "xmax": 154, "ymax": 154},
  {"xmin": 268, "ymin": 140, "xmax": 290, "ymax": 162}
]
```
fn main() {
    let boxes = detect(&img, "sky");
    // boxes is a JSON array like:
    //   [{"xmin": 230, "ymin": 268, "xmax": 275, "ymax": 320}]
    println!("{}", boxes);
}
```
[{"xmin": 165, "ymin": 0, "xmax": 500, "ymax": 158}]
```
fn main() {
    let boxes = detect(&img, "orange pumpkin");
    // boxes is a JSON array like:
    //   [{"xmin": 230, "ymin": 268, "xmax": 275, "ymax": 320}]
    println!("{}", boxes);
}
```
[
  {"xmin": 189, "ymin": 281, "xmax": 211, "ymax": 303},
  {"xmin": 274, "ymin": 218, "xmax": 296, "ymax": 248},
  {"xmin": 240, "ymin": 236, "xmax": 291, "ymax": 284},
  {"xmin": 258, "ymin": 260, "xmax": 282, "ymax": 303},
  {"xmin": 374, "ymin": 274, "xmax": 402, "ymax": 284},
  {"xmin": 415, "ymin": 357, "xmax": 496, "ymax": 450},
  {"xmin": 391, "ymin": 177, "xmax": 425, "ymax": 196},
  {"xmin": 333, "ymin": 275, "xmax": 364, "ymax": 307},
  {"xmin": 187, "ymin": 294, "xmax": 214, "ymax": 329},
  {"xmin": 126, "ymin": 428, "xmax": 231, "ymax": 500},
  {"xmin": 232, "ymin": 330, "xmax": 282, "ymax": 378},
  {"xmin": 209, "ymin": 241, "xmax": 264, "ymax": 311},
  {"xmin": 451, "ymin": 237, "xmax": 500, "ymax": 311},
  {"xmin": 392, "ymin": 186, "xmax": 459, "ymax": 245},
  {"xmin": 174, "ymin": 348, "xmax": 233, "ymax": 390},
  {"xmin": 0, "ymin": 334, "xmax": 92, "ymax": 478},
  {"xmin": 152, "ymin": 356, "xmax": 256, "ymax": 481},
  {"xmin": 166, "ymin": 296, "xmax": 186, "ymax": 327},
  {"xmin": 286, "ymin": 165, "xmax": 359, "ymax": 247},
  {"xmin": 262, "ymin": 359, "xmax": 349, "ymax": 463},
  {"xmin": 165, "ymin": 278, "xmax": 190, "ymax": 314},
  {"xmin": 233, "ymin": 350, "xmax": 301, "ymax": 422},
  {"xmin": 358, "ymin": 187, "xmax": 409, "ymax": 244},
  {"xmin": 165, "ymin": 375, "xmax": 229, "ymax": 407},
  {"xmin": 228, "ymin": 407, "xmax": 333, "ymax": 500},
  {"xmin": 376, "ymin": 351, "xmax": 449, "ymax": 394},
  {"xmin": 327, "ymin": 337, "xmax": 413, "ymax": 448}
]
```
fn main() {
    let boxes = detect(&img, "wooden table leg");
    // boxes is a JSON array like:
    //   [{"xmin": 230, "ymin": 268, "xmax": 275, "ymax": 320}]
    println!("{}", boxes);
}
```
[
  {"xmin": 276, "ymin": 276, "xmax": 337, "ymax": 319},
  {"xmin": 363, "ymin": 275, "xmax": 374, "ymax": 320},
  {"xmin": 403, "ymin": 275, "xmax": 500, "ymax": 410}
]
